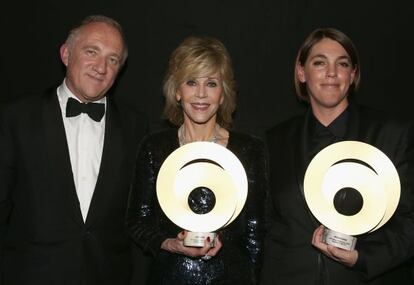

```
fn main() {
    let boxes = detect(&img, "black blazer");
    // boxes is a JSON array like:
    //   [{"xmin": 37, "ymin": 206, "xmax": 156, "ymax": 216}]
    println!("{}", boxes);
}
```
[
  {"xmin": 0, "ymin": 90, "xmax": 147, "ymax": 285},
  {"xmin": 261, "ymin": 103, "xmax": 414, "ymax": 285}
]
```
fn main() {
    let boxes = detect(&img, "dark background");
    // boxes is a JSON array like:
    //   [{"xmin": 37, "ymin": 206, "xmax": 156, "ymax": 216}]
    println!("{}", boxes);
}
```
[
  {"xmin": 1, "ymin": 1, "xmax": 412, "ymax": 137},
  {"xmin": 1, "ymin": 1, "xmax": 412, "ymax": 282}
]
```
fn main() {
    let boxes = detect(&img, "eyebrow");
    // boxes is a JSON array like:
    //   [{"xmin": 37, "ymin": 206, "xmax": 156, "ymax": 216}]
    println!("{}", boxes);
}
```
[
  {"xmin": 195, "ymin": 76, "xmax": 220, "ymax": 80},
  {"xmin": 83, "ymin": 45, "xmax": 122, "ymax": 59},
  {"xmin": 310, "ymin": 54, "xmax": 351, "ymax": 61},
  {"xmin": 83, "ymin": 44, "xmax": 100, "ymax": 50}
]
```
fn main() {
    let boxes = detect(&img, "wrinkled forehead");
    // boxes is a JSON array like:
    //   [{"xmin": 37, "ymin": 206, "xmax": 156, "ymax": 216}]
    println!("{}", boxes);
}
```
[
  {"xmin": 76, "ymin": 23, "xmax": 124, "ymax": 53},
  {"xmin": 182, "ymin": 65, "xmax": 221, "ymax": 80},
  {"xmin": 78, "ymin": 23, "xmax": 123, "ymax": 45}
]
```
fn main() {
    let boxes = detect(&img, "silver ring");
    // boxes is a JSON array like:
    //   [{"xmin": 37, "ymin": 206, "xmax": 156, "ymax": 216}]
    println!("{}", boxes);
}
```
[{"xmin": 201, "ymin": 254, "xmax": 212, "ymax": 261}]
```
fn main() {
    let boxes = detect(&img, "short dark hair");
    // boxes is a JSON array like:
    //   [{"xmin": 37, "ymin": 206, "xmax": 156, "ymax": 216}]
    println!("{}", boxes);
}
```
[{"xmin": 294, "ymin": 27, "xmax": 361, "ymax": 102}]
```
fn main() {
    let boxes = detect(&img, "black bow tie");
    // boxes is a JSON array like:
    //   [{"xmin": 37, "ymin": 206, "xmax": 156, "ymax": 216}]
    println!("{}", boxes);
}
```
[{"xmin": 66, "ymin": 97, "xmax": 105, "ymax": 122}]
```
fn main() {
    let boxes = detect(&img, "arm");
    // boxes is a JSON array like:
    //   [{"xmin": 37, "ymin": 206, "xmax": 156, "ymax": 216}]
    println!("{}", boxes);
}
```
[
  {"xmin": 126, "ymin": 136, "xmax": 169, "ymax": 257},
  {"xmin": 355, "ymin": 121, "xmax": 414, "ymax": 279},
  {"xmin": 243, "ymin": 138, "xmax": 269, "ymax": 281}
]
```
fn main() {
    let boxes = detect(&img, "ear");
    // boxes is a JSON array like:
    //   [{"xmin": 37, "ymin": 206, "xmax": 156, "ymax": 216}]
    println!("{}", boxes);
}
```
[
  {"xmin": 175, "ymin": 91, "xmax": 181, "ymax": 102},
  {"xmin": 296, "ymin": 63, "xmax": 306, "ymax": 83},
  {"xmin": 60, "ymin": 44, "xmax": 69, "ymax": 66},
  {"xmin": 350, "ymin": 65, "xmax": 357, "ymax": 85},
  {"xmin": 219, "ymin": 94, "xmax": 224, "ymax": 105}
]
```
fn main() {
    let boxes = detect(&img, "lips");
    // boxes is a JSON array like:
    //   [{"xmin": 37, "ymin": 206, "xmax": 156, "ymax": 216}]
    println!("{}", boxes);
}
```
[
  {"xmin": 88, "ymin": 75, "xmax": 105, "ymax": 82},
  {"xmin": 191, "ymin": 102, "xmax": 210, "ymax": 111},
  {"xmin": 321, "ymin": 83, "xmax": 340, "ymax": 88}
]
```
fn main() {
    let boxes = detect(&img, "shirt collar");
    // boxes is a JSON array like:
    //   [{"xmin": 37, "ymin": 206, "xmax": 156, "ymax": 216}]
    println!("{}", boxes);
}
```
[
  {"xmin": 312, "ymin": 107, "xmax": 349, "ymax": 139},
  {"xmin": 57, "ymin": 79, "xmax": 107, "ymax": 116}
]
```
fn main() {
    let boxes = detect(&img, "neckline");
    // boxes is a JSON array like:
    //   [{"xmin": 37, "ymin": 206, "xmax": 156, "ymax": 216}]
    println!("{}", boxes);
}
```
[{"xmin": 175, "ymin": 127, "xmax": 231, "ymax": 148}]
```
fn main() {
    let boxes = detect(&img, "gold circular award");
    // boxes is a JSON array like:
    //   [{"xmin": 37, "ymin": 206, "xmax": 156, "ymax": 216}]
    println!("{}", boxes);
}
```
[
  {"xmin": 304, "ymin": 141, "xmax": 400, "ymax": 236},
  {"xmin": 156, "ymin": 142, "xmax": 248, "ymax": 233}
]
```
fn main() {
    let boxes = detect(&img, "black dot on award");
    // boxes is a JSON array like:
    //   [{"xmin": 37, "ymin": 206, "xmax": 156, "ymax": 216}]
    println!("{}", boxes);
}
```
[
  {"xmin": 333, "ymin": 187, "xmax": 363, "ymax": 216},
  {"xmin": 188, "ymin": 187, "xmax": 216, "ymax": 214}
]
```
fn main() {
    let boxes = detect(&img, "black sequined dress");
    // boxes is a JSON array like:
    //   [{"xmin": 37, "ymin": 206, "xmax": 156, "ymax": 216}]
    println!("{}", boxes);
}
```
[{"xmin": 127, "ymin": 129, "xmax": 268, "ymax": 284}]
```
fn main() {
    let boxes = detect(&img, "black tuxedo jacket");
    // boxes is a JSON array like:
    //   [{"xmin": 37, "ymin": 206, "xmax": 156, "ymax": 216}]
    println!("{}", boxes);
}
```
[
  {"xmin": 0, "ymin": 90, "xmax": 147, "ymax": 285},
  {"xmin": 261, "ymin": 103, "xmax": 414, "ymax": 284}
]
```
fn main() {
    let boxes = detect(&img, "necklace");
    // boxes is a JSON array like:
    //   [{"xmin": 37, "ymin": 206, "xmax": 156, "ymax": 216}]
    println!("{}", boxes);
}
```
[{"xmin": 178, "ymin": 124, "xmax": 219, "ymax": 146}]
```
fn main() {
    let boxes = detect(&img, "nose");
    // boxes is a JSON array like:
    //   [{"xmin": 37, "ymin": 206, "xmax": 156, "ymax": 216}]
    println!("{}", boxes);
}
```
[
  {"xmin": 326, "ymin": 63, "xmax": 337, "ymax": 78},
  {"xmin": 195, "ymin": 85, "xmax": 207, "ymax": 98},
  {"xmin": 93, "ymin": 57, "xmax": 107, "ymax": 74}
]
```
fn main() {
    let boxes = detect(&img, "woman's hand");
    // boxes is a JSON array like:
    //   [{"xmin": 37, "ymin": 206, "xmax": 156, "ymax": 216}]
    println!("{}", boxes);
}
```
[
  {"xmin": 161, "ymin": 230, "xmax": 223, "ymax": 259},
  {"xmin": 311, "ymin": 225, "xmax": 358, "ymax": 267}
]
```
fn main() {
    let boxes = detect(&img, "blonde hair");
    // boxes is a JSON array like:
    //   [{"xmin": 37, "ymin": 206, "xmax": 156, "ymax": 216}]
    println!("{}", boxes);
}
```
[{"xmin": 162, "ymin": 36, "xmax": 237, "ymax": 128}]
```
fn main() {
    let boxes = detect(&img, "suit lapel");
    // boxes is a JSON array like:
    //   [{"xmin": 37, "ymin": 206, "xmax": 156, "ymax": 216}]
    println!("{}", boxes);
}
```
[
  {"xmin": 42, "ymin": 91, "xmax": 84, "ymax": 225},
  {"xmin": 294, "ymin": 108, "xmax": 312, "ymax": 196},
  {"xmin": 85, "ymin": 99, "xmax": 124, "ymax": 226},
  {"xmin": 294, "ymin": 109, "xmax": 323, "ymax": 227},
  {"xmin": 344, "ymin": 102, "xmax": 361, "ymax": 140}
]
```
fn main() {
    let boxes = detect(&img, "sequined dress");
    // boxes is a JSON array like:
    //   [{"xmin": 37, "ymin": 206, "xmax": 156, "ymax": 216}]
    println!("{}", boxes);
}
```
[{"xmin": 127, "ymin": 129, "xmax": 268, "ymax": 284}]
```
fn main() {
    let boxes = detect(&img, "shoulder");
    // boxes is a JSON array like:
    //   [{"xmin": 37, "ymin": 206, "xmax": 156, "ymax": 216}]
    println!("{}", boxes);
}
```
[
  {"xmin": 1, "ymin": 94, "xmax": 44, "ymax": 114},
  {"xmin": 139, "ymin": 128, "xmax": 177, "ymax": 149},
  {"xmin": 229, "ymin": 130, "xmax": 265, "ymax": 149},
  {"xmin": 108, "ymin": 99, "xmax": 150, "ymax": 143},
  {"xmin": 145, "ymin": 128, "xmax": 177, "ymax": 141},
  {"xmin": 266, "ymin": 113, "xmax": 305, "ymax": 138},
  {"xmin": 109, "ymin": 98, "xmax": 148, "ymax": 124},
  {"xmin": 227, "ymin": 131, "xmax": 268, "ymax": 176},
  {"xmin": 228, "ymin": 130, "xmax": 267, "ymax": 163},
  {"xmin": 356, "ymin": 104, "xmax": 413, "ymax": 131},
  {"xmin": 135, "ymin": 128, "xmax": 178, "ymax": 164},
  {"xmin": 1, "ymin": 91, "xmax": 55, "ymax": 124}
]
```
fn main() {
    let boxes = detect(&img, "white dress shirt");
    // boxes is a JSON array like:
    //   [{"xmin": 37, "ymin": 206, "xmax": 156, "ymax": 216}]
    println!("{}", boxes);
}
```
[{"xmin": 57, "ymin": 80, "xmax": 106, "ymax": 221}]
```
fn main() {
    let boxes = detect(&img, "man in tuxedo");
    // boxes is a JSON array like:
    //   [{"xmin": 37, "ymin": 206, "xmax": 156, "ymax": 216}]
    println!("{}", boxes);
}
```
[{"xmin": 0, "ymin": 15, "xmax": 147, "ymax": 284}]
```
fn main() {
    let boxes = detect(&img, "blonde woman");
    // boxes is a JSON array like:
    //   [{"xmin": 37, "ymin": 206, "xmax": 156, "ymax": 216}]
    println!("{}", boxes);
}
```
[{"xmin": 127, "ymin": 36, "xmax": 268, "ymax": 284}]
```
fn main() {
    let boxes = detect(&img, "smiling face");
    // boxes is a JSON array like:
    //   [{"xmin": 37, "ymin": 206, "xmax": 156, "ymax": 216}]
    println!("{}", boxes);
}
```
[
  {"xmin": 60, "ymin": 22, "xmax": 124, "ymax": 102},
  {"xmin": 297, "ymin": 38, "xmax": 356, "ymax": 115},
  {"xmin": 176, "ymin": 72, "xmax": 224, "ymax": 126}
]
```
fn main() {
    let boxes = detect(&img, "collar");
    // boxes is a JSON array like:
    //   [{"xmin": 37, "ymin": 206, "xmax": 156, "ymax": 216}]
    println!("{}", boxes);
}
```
[{"xmin": 57, "ymin": 79, "xmax": 107, "ymax": 117}]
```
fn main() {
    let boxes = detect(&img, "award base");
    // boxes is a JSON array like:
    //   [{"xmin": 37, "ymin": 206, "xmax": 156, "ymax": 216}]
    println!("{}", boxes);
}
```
[
  {"xmin": 322, "ymin": 228, "xmax": 357, "ymax": 250},
  {"xmin": 184, "ymin": 232, "xmax": 216, "ymax": 247}
]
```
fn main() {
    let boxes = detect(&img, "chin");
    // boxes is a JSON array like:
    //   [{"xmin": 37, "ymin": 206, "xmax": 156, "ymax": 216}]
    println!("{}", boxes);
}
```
[
  {"xmin": 85, "ymin": 92, "xmax": 105, "ymax": 101},
  {"xmin": 189, "ymin": 117, "xmax": 213, "ymax": 125}
]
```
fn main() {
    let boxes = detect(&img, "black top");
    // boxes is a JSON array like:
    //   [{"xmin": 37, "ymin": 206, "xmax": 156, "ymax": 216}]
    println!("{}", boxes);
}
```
[
  {"xmin": 262, "ymin": 103, "xmax": 414, "ymax": 284},
  {"xmin": 127, "ymin": 128, "xmax": 268, "ymax": 284}
]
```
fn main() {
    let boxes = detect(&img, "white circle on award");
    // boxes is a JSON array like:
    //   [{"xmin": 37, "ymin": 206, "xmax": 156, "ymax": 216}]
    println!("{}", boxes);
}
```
[
  {"xmin": 156, "ymin": 141, "xmax": 248, "ymax": 247},
  {"xmin": 304, "ymin": 140, "xmax": 400, "ymax": 250}
]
